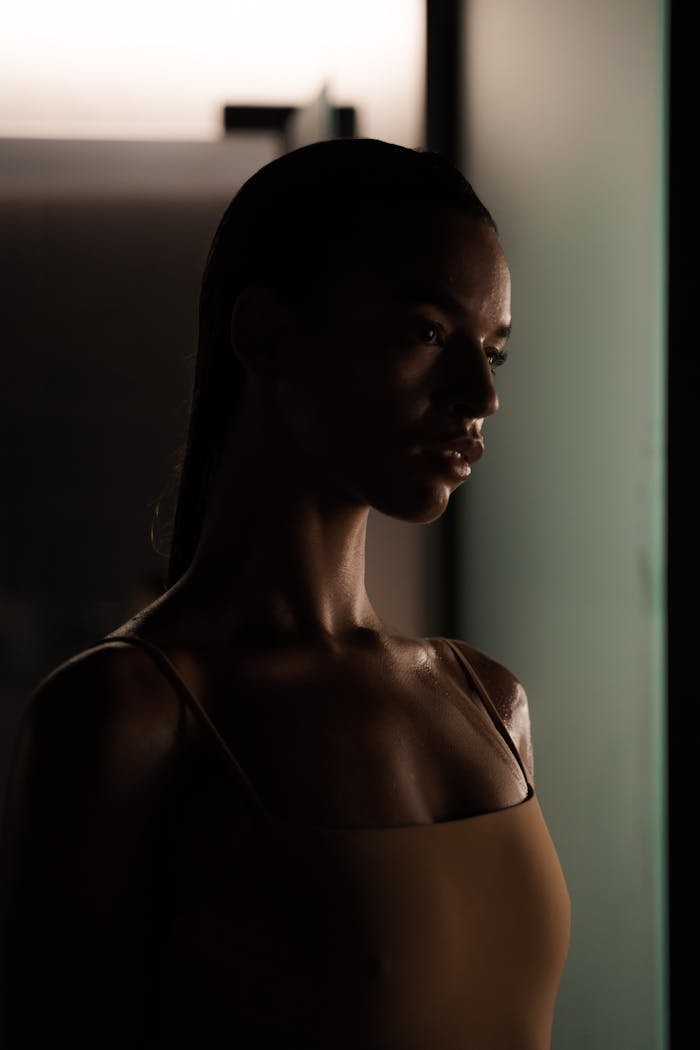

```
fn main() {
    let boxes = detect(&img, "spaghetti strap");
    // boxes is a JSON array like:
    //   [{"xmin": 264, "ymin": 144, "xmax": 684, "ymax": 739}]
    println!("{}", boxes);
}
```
[
  {"xmin": 441, "ymin": 637, "xmax": 532, "ymax": 794},
  {"xmin": 85, "ymin": 633, "xmax": 275, "ymax": 825}
]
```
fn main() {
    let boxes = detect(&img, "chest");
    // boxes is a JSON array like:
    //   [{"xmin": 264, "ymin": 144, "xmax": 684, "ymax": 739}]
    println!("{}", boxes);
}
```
[
  {"xmin": 145, "ymin": 651, "xmax": 552, "ymax": 1046},
  {"xmin": 152, "ymin": 772, "xmax": 566, "ymax": 1050},
  {"xmin": 159, "ymin": 645, "xmax": 528, "ymax": 895}
]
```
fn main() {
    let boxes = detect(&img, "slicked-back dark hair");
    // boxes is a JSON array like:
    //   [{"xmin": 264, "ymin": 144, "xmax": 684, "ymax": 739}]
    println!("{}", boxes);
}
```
[{"xmin": 161, "ymin": 137, "xmax": 497, "ymax": 589}]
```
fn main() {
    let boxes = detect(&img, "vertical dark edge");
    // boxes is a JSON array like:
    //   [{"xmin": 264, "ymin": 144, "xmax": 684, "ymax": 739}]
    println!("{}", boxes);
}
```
[
  {"xmin": 425, "ymin": 0, "xmax": 463, "ymax": 163},
  {"xmin": 425, "ymin": 0, "xmax": 465, "ymax": 637},
  {"xmin": 668, "ymin": 0, "xmax": 693, "ymax": 1044}
]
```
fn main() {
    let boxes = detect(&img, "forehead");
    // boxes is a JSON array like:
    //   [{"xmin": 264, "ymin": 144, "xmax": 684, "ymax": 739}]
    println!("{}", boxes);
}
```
[{"xmin": 329, "ymin": 207, "xmax": 510, "ymax": 315}]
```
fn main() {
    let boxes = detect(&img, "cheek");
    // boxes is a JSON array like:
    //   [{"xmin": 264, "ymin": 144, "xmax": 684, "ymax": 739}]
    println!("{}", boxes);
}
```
[
  {"xmin": 279, "ymin": 326, "xmax": 433, "ymax": 460},
  {"xmin": 285, "ymin": 371, "xmax": 383, "ymax": 456}
]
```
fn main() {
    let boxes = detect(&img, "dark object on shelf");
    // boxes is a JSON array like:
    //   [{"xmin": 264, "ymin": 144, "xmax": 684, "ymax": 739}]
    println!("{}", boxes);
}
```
[{"xmin": 223, "ymin": 104, "xmax": 356, "ymax": 143}]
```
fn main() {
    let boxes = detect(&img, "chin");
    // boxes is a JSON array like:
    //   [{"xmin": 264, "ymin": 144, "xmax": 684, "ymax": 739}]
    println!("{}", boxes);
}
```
[{"xmin": 369, "ymin": 479, "xmax": 456, "ymax": 524}]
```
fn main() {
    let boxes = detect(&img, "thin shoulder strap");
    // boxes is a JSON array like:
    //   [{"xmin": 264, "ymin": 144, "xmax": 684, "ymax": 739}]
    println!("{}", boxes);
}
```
[
  {"xmin": 441, "ymin": 637, "xmax": 532, "ymax": 793},
  {"xmin": 86, "ymin": 633, "xmax": 275, "ymax": 825}
]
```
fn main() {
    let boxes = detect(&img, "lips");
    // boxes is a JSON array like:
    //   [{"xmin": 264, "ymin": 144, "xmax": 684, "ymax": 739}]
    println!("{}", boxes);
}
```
[
  {"xmin": 426, "ymin": 435, "xmax": 485, "ymax": 465},
  {"xmin": 426, "ymin": 449, "xmax": 472, "ymax": 479}
]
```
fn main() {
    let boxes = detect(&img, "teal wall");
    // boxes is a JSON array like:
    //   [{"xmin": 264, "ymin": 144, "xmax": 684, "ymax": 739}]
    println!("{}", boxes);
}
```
[{"xmin": 458, "ymin": 1, "xmax": 667, "ymax": 1046}]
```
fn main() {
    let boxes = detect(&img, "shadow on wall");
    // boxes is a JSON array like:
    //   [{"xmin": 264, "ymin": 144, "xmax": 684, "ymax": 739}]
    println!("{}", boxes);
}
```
[{"xmin": 1, "ymin": 161, "xmax": 236, "ymax": 818}]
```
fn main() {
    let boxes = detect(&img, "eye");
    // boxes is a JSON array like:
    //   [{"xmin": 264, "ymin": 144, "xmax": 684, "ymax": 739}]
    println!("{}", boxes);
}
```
[
  {"xmin": 485, "ymin": 347, "xmax": 509, "ymax": 374},
  {"xmin": 415, "ymin": 319, "xmax": 444, "ymax": 346}
]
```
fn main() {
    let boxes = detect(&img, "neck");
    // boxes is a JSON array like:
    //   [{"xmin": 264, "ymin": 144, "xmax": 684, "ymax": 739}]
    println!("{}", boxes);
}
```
[{"xmin": 173, "ymin": 392, "xmax": 385, "ymax": 649}]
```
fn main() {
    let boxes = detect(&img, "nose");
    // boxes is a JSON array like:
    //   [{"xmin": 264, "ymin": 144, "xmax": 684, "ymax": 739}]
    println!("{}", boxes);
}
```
[{"xmin": 443, "ymin": 343, "xmax": 500, "ymax": 422}]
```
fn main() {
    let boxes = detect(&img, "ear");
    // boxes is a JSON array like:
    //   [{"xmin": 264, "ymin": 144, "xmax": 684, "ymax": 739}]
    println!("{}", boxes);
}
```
[{"xmin": 230, "ymin": 285, "xmax": 299, "ymax": 378}]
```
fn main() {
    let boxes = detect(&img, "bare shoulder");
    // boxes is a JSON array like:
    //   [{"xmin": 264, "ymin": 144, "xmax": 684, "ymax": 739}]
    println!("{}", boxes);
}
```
[
  {"xmin": 0, "ymin": 642, "xmax": 184, "ymax": 1046},
  {"xmin": 441, "ymin": 637, "xmax": 535, "ymax": 787},
  {"xmin": 5, "ymin": 640, "xmax": 182, "ymax": 839},
  {"xmin": 27, "ymin": 639, "xmax": 180, "ymax": 758}
]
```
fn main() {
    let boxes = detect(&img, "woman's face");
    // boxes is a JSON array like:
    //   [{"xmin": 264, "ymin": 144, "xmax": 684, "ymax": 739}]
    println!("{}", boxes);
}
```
[{"xmin": 277, "ymin": 206, "xmax": 512, "ymax": 524}]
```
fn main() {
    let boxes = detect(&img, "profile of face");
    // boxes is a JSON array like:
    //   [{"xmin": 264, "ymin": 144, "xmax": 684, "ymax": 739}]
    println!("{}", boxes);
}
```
[{"xmin": 235, "ymin": 206, "xmax": 511, "ymax": 525}]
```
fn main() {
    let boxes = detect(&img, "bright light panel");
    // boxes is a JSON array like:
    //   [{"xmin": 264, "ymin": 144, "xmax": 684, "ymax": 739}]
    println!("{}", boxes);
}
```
[{"xmin": 0, "ymin": 0, "xmax": 424, "ymax": 145}]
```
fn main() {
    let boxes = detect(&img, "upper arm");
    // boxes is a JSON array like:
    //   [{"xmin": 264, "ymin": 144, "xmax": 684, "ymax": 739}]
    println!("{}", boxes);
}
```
[
  {"xmin": 0, "ymin": 645, "xmax": 180, "ymax": 1046},
  {"xmin": 448, "ymin": 639, "xmax": 535, "ymax": 788}
]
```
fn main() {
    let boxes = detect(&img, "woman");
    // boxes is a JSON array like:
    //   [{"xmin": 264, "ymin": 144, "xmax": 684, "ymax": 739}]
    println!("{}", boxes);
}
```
[{"xmin": 0, "ymin": 138, "xmax": 570, "ymax": 1048}]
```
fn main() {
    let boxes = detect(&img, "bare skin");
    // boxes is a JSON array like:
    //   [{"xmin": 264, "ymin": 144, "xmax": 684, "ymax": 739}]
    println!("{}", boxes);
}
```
[
  {"xmin": 0, "ymin": 207, "xmax": 533, "ymax": 1046},
  {"xmin": 102, "ymin": 206, "xmax": 531, "ymax": 823}
]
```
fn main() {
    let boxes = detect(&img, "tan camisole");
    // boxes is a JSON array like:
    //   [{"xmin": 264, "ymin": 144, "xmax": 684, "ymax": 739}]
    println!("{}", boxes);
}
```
[{"xmin": 92, "ymin": 632, "xmax": 571, "ymax": 1049}]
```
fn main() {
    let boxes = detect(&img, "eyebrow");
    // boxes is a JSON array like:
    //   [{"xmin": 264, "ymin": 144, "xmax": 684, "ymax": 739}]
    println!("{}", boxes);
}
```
[{"xmin": 391, "ymin": 283, "xmax": 512, "ymax": 341}]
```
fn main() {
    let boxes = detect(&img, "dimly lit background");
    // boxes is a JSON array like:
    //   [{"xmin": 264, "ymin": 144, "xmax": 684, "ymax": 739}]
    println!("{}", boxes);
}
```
[{"xmin": 0, "ymin": 3, "xmax": 668, "ymax": 1048}]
